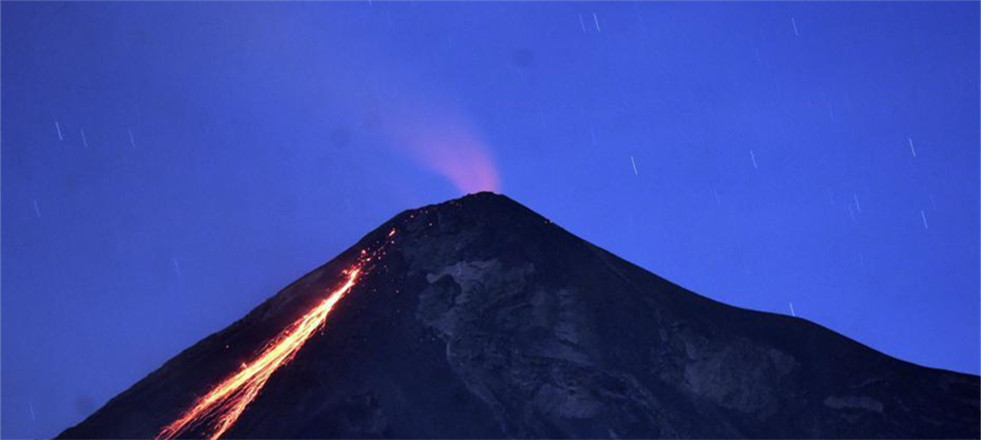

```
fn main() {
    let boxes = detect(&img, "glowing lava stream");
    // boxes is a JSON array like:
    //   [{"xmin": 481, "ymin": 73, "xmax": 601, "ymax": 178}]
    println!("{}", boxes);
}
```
[{"xmin": 157, "ymin": 231, "xmax": 395, "ymax": 440}]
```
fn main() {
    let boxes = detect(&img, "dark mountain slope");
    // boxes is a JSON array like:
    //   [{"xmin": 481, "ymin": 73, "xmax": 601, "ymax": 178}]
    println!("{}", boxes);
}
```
[{"xmin": 60, "ymin": 192, "xmax": 979, "ymax": 439}]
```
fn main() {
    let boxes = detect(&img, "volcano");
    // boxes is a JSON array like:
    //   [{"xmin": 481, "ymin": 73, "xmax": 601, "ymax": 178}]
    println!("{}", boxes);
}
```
[{"xmin": 60, "ymin": 193, "xmax": 979, "ymax": 439}]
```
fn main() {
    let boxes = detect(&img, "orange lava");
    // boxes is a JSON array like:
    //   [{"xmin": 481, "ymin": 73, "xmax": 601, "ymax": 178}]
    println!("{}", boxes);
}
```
[{"xmin": 156, "ymin": 232, "xmax": 395, "ymax": 439}]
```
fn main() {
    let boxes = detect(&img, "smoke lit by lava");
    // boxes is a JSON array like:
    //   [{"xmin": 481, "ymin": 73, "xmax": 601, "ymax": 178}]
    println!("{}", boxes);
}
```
[{"xmin": 383, "ymin": 96, "xmax": 501, "ymax": 195}]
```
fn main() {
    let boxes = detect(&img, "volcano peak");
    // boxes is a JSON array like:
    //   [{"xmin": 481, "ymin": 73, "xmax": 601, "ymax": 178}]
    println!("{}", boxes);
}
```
[{"xmin": 60, "ymin": 195, "xmax": 979, "ymax": 439}]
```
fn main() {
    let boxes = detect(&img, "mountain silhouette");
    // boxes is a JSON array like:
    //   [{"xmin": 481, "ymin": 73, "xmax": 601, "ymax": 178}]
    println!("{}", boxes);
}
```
[{"xmin": 60, "ymin": 192, "xmax": 980, "ymax": 439}]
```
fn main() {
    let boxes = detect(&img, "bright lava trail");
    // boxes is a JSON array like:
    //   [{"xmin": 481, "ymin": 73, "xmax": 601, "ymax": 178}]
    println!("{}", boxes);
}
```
[{"xmin": 156, "ymin": 230, "xmax": 395, "ymax": 440}]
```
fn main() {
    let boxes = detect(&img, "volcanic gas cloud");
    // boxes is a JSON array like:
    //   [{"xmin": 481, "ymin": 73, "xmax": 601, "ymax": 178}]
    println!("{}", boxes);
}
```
[{"xmin": 386, "ymin": 102, "xmax": 500, "ymax": 194}]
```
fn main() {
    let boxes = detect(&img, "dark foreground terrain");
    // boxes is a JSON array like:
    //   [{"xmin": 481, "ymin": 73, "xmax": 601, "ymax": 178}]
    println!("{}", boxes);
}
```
[{"xmin": 61, "ymin": 193, "xmax": 979, "ymax": 438}]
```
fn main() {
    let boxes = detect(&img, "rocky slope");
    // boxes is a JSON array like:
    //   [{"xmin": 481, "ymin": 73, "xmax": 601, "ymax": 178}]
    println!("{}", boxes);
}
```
[{"xmin": 60, "ymin": 192, "xmax": 979, "ymax": 438}]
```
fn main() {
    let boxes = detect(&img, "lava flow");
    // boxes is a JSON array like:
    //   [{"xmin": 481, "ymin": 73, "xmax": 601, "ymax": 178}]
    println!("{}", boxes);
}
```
[{"xmin": 156, "ymin": 230, "xmax": 396, "ymax": 440}]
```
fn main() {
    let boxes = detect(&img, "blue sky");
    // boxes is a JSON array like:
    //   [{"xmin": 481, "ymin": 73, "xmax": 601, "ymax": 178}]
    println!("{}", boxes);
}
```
[{"xmin": 2, "ymin": 2, "xmax": 978, "ymax": 438}]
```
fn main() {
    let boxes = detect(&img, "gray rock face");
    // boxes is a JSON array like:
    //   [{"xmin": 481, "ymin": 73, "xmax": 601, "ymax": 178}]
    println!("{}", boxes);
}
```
[{"xmin": 59, "ymin": 193, "xmax": 979, "ymax": 439}]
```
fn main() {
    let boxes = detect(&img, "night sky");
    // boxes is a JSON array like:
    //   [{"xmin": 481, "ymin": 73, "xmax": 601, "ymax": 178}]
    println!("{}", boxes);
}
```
[{"xmin": 2, "ymin": 2, "xmax": 978, "ymax": 438}]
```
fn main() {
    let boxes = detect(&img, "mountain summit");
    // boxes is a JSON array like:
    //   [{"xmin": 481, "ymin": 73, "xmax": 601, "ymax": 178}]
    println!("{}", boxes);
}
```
[{"xmin": 60, "ymin": 193, "xmax": 979, "ymax": 439}]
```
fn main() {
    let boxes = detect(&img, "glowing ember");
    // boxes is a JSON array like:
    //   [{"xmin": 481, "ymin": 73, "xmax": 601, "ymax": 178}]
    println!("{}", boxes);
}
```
[{"xmin": 157, "ymin": 230, "xmax": 396, "ymax": 440}]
